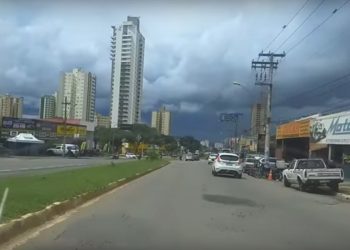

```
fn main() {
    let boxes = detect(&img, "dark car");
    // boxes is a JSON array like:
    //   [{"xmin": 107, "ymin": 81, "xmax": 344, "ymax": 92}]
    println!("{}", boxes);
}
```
[{"xmin": 193, "ymin": 153, "xmax": 200, "ymax": 161}]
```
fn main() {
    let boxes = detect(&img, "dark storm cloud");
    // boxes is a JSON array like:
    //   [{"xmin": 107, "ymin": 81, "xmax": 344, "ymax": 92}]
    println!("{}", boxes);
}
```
[{"xmin": 1, "ymin": 0, "xmax": 350, "ymax": 140}]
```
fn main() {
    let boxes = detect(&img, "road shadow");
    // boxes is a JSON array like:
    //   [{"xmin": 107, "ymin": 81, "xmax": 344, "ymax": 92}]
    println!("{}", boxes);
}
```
[
  {"xmin": 290, "ymin": 186, "xmax": 337, "ymax": 197},
  {"xmin": 214, "ymin": 175, "xmax": 247, "ymax": 180},
  {"xmin": 203, "ymin": 194, "xmax": 257, "ymax": 207}
]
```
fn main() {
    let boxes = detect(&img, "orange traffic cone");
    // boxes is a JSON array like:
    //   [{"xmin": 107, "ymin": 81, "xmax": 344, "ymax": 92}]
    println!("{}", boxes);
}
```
[{"xmin": 267, "ymin": 169, "xmax": 273, "ymax": 181}]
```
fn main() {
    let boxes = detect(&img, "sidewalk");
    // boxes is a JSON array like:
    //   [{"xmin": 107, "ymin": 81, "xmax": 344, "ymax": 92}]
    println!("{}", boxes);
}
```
[{"xmin": 340, "ymin": 182, "xmax": 350, "ymax": 195}]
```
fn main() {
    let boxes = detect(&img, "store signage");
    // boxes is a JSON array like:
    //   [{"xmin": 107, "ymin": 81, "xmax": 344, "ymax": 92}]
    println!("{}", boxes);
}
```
[
  {"xmin": 310, "ymin": 112, "xmax": 350, "ymax": 144},
  {"xmin": 276, "ymin": 119, "xmax": 310, "ymax": 139}
]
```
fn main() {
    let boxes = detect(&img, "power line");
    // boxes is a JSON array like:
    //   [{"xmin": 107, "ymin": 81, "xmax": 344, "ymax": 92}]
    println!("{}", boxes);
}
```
[
  {"xmin": 274, "ymin": 72, "xmax": 350, "ymax": 105},
  {"xmin": 264, "ymin": 0, "xmax": 310, "ymax": 51},
  {"xmin": 286, "ymin": 0, "xmax": 350, "ymax": 54},
  {"xmin": 275, "ymin": 0, "xmax": 325, "ymax": 52}
]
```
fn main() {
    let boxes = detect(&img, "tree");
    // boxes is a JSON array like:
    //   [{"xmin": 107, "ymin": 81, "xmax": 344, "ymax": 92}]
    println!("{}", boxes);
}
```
[{"xmin": 179, "ymin": 136, "xmax": 200, "ymax": 153}]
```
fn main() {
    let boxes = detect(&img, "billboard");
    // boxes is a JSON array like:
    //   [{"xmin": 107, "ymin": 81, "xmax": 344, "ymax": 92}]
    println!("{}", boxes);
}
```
[
  {"xmin": 276, "ymin": 119, "xmax": 310, "ymax": 140},
  {"xmin": 310, "ymin": 111, "xmax": 350, "ymax": 144},
  {"xmin": 56, "ymin": 125, "xmax": 86, "ymax": 137},
  {"xmin": 2, "ymin": 117, "xmax": 36, "ymax": 130},
  {"xmin": 1, "ymin": 117, "xmax": 87, "ymax": 140}
]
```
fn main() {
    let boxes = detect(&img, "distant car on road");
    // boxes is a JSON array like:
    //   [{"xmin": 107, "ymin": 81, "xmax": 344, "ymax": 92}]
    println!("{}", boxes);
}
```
[
  {"xmin": 47, "ymin": 144, "xmax": 79, "ymax": 157},
  {"xmin": 212, "ymin": 153, "xmax": 242, "ymax": 178},
  {"xmin": 282, "ymin": 158, "xmax": 344, "ymax": 192},
  {"xmin": 125, "ymin": 153, "xmax": 137, "ymax": 159},
  {"xmin": 207, "ymin": 153, "xmax": 218, "ymax": 164},
  {"xmin": 193, "ymin": 153, "xmax": 200, "ymax": 161},
  {"xmin": 185, "ymin": 153, "xmax": 193, "ymax": 161}
]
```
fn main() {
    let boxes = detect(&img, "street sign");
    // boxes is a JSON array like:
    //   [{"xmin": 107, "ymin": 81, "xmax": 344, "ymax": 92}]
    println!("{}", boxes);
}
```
[{"xmin": 220, "ymin": 113, "xmax": 243, "ymax": 122}]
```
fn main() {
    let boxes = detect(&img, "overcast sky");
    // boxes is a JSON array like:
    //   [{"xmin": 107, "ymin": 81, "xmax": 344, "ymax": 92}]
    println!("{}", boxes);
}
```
[{"xmin": 1, "ymin": 0, "xmax": 350, "ymax": 141}]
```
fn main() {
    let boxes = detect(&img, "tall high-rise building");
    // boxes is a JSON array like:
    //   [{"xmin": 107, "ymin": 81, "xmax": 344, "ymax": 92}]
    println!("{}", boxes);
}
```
[
  {"xmin": 110, "ymin": 16, "xmax": 145, "ymax": 128},
  {"xmin": 0, "ymin": 94, "xmax": 23, "ymax": 119},
  {"xmin": 251, "ymin": 103, "xmax": 266, "ymax": 136},
  {"xmin": 151, "ymin": 106, "xmax": 171, "ymax": 136},
  {"xmin": 39, "ymin": 95, "xmax": 56, "ymax": 119},
  {"xmin": 56, "ymin": 68, "xmax": 96, "ymax": 122}
]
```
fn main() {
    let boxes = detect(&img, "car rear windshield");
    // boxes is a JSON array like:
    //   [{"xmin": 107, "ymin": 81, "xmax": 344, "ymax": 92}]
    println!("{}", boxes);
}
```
[
  {"xmin": 297, "ymin": 160, "xmax": 325, "ymax": 169},
  {"xmin": 220, "ymin": 155, "xmax": 239, "ymax": 161}
]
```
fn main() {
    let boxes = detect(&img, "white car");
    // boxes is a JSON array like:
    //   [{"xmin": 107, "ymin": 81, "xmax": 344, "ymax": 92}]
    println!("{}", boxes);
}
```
[
  {"xmin": 185, "ymin": 153, "xmax": 193, "ymax": 161},
  {"xmin": 125, "ymin": 153, "xmax": 137, "ymax": 159},
  {"xmin": 212, "ymin": 153, "xmax": 242, "ymax": 178},
  {"xmin": 207, "ymin": 153, "xmax": 218, "ymax": 164}
]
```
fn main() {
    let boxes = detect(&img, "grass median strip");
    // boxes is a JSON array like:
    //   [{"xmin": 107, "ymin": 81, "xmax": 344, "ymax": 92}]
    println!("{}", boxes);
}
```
[{"xmin": 0, "ymin": 159, "xmax": 168, "ymax": 223}]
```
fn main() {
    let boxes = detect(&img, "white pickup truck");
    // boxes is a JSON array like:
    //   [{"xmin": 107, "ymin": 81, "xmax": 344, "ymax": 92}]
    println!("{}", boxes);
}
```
[
  {"xmin": 282, "ymin": 159, "xmax": 344, "ymax": 192},
  {"xmin": 47, "ymin": 144, "xmax": 80, "ymax": 157}
]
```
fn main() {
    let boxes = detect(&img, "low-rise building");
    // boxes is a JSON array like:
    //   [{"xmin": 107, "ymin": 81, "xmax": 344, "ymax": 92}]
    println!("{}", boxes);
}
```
[{"xmin": 95, "ymin": 113, "xmax": 110, "ymax": 128}]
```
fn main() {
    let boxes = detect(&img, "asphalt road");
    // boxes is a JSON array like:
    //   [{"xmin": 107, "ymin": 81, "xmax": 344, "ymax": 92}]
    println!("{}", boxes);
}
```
[
  {"xmin": 0, "ymin": 156, "xmax": 129, "ymax": 177},
  {"xmin": 6, "ymin": 160, "xmax": 350, "ymax": 250}
]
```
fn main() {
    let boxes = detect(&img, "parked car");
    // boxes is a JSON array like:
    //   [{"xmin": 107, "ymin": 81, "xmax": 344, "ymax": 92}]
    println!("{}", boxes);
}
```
[
  {"xmin": 282, "ymin": 158, "xmax": 344, "ymax": 192},
  {"xmin": 193, "ymin": 153, "xmax": 200, "ymax": 161},
  {"xmin": 125, "ymin": 152, "xmax": 137, "ymax": 159},
  {"xmin": 242, "ymin": 157, "xmax": 259, "ymax": 174},
  {"xmin": 212, "ymin": 153, "xmax": 242, "ymax": 178},
  {"xmin": 258, "ymin": 157, "xmax": 277, "ymax": 168},
  {"xmin": 47, "ymin": 144, "xmax": 79, "ymax": 157},
  {"xmin": 185, "ymin": 153, "xmax": 193, "ymax": 161},
  {"xmin": 207, "ymin": 153, "xmax": 218, "ymax": 164}
]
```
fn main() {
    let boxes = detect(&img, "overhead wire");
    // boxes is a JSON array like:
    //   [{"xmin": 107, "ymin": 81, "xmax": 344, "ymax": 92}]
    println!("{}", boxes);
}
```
[
  {"xmin": 274, "ymin": 0, "xmax": 325, "ymax": 52},
  {"xmin": 273, "ymin": 72, "xmax": 350, "ymax": 105},
  {"xmin": 264, "ymin": 0, "xmax": 310, "ymax": 52},
  {"xmin": 286, "ymin": 0, "xmax": 350, "ymax": 54}
]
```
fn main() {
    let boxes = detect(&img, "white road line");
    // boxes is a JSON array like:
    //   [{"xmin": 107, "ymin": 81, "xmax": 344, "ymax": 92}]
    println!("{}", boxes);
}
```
[
  {"xmin": 0, "ymin": 169, "xmax": 13, "ymax": 172},
  {"xmin": 0, "ymin": 164, "xmax": 88, "ymax": 173}
]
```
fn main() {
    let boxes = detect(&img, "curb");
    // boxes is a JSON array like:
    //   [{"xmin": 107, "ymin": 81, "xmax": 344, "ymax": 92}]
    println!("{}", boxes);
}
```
[
  {"xmin": 336, "ymin": 192, "xmax": 350, "ymax": 202},
  {"xmin": 0, "ymin": 161, "xmax": 169, "ymax": 246}
]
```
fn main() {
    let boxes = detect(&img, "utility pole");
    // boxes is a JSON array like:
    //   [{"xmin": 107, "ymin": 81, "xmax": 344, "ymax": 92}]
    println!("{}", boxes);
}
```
[
  {"xmin": 252, "ymin": 51, "xmax": 285, "ymax": 166},
  {"xmin": 62, "ymin": 96, "xmax": 71, "ymax": 157}
]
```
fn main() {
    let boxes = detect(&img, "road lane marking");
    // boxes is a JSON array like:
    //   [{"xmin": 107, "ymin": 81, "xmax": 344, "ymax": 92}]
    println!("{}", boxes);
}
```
[{"xmin": 0, "ymin": 164, "xmax": 89, "ymax": 173}]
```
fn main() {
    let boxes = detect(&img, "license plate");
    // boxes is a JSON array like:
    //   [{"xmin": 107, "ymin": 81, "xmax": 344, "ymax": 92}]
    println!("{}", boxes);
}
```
[{"xmin": 226, "ymin": 163, "xmax": 233, "ymax": 166}]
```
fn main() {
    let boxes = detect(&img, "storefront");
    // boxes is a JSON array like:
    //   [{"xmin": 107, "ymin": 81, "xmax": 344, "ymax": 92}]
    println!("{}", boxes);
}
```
[
  {"xmin": 310, "ymin": 111, "xmax": 350, "ymax": 164},
  {"xmin": 0, "ymin": 117, "xmax": 87, "ymax": 144},
  {"xmin": 276, "ymin": 119, "xmax": 311, "ymax": 161}
]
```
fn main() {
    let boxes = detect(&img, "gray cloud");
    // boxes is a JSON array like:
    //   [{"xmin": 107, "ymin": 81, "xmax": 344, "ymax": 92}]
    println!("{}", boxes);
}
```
[{"xmin": 1, "ymin": 0, "xmax": 350, "ymax": 140}]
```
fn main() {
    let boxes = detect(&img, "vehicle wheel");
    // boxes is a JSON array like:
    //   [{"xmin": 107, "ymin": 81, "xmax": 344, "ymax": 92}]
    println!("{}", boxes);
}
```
[
  {"xmin": 283, "ymin": 176, "xmax": 291, "ymax": 187},
  {"xmin": 47, "ymin": 150, "xmax": 54, "ymax": 156},
  {"xmin": 329, "ymin": 183, "xmax": 339, "ymax": 192},
  {"xmin": 298, "ymin": 178, "xmax": 306, "ymax": 192},
  {"xmin": 212, "ymin": 170, "xmax": 217, "ymax": 176},
  {"xmin": 237, "ymin": 174, "xmax": 242, "ymax": 179}
]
